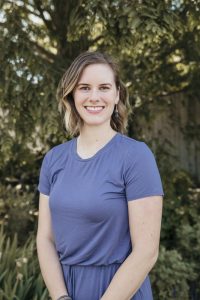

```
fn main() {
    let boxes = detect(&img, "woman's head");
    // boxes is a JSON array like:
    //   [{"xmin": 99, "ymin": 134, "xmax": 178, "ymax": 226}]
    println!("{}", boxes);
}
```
[{"xmin": 57, "ymin": 51, "xmax": 131, "ymax": 136}]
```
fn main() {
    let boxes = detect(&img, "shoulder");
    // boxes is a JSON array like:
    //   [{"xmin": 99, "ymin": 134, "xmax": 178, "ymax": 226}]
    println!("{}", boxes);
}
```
[
  {"xmin": 118, "ymin": 134, "xmax": 157, "ymax": 174},
  {"xmin": 43, "ymin": 139, "xmax": 73, "ymax": 169},
  {"xmin": 121, "ymin": 135, "xmax": 164, "ymax": 200},
  {"xmin": 119, "ymin": 134, "xmax": 153, "ymax": 158}
]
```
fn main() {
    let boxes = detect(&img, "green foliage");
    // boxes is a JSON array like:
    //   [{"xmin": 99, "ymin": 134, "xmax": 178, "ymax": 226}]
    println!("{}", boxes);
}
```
[
  {"xmin": 0, "ymin": 185, "xmax": 37, "ymax": 244},
  {"xmin": 152, "ymin": 168, "xmax": 200, "ymax": 299},
  {"xmin": 151, "ymin": 246, "xmax": 196, "ymax": 300},
  {"xmin": 0, "ymin": 227, "xmax": 48, "ymax": 300},
  {"xmin": 1, "ymin": 0, "xmax": 200, "ymax": 169},
  {"xmin": 0, "ymin": 0, "xmax": 200, "ymax": 299}
]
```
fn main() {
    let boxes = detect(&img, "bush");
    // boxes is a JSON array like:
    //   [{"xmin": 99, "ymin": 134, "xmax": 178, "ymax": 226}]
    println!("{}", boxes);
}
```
[
  {"xmin": 0, "ymin": 226, "xmax": 48, "ymax": 300},
  {"xmin": 151, "ymin": 246, "xmax": 197, "ymax": 300},
  {"xmin": 151, "ymin": 169, "xmax": 200, "ymax": 300},
  {"xmin": 0, "ymin": 184, "xmax": 38, "ymax": 245}
]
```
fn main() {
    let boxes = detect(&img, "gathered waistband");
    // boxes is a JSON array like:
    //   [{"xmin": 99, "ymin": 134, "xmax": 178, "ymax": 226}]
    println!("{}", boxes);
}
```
[
  {"xmin": 60, "ymin": 264, "xmax": 152, "ymax": 300},
  {"xmin": 62, "ymin": 262, "xmax": 121, "ymax": 266}
]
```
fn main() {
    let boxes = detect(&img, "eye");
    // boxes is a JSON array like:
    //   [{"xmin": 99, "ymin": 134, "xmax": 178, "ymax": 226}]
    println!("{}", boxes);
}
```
[
  {"xmin": 100, "ymin": 86, "xmax": 110, "ymax": 91},
  {"xmin": 79, "ymin": 86, "xmax": 90, "ymax": 91}
]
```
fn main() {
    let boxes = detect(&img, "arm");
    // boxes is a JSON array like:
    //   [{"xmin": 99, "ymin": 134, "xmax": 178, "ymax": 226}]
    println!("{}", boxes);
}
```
[
  {"xmin": 36, "ymin": 193, "xmax": 69, "ymax": 300},
  {"xmin": 100, "ymin": 195, "xmax": 163, "ymax": 300}
]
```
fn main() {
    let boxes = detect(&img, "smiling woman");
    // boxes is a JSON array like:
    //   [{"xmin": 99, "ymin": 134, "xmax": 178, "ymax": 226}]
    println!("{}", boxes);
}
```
[
  {"xmin": 36, "ymin": 51, "xmax": 164, "ymax": 300},
  {"xmin": 73, "ymin": 63, "xmax": 120, "ymax": 126},
  {"xmin": 56, "ymin": 51, "xmax": 130, "ymax": 137}
]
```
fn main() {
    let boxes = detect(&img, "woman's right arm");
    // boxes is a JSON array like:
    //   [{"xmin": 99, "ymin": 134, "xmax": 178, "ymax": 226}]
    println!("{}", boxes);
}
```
[{"xmin": 36, "ymin": 193, "xmax": 69, "ymax": 300}]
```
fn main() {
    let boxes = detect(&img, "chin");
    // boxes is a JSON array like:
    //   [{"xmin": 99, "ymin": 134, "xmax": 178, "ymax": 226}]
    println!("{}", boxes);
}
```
[{"xmin": 83, "ymin": 118, "xmax": 110, "ymax": 126}]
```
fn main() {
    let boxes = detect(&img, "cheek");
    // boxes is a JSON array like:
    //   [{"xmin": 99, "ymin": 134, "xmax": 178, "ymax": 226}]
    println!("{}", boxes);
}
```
[
  {"xmin": 74, "ymin": 92, "xmax": 85, "ymax": 106},
  {"xmin": 106, "ymin": 92, "xmax": 117, "ymax": 103}
]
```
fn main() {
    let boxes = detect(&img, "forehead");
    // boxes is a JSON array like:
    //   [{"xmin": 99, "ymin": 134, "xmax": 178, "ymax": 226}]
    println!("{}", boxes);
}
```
[{"xmin": 78, "ymin": 63, "xmax": 115, "ymax": 83}]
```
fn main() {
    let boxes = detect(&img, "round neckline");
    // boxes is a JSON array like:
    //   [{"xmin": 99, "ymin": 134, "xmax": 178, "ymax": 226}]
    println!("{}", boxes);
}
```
[{"xmin": 72, "ymin": 132, "xmax": 121, "ymax": 162}]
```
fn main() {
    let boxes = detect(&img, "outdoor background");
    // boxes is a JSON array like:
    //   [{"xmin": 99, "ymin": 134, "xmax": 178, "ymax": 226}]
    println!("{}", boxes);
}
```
[{"xmin": 0, "ymin": 1, "xmax": 200, "ymax": 299}]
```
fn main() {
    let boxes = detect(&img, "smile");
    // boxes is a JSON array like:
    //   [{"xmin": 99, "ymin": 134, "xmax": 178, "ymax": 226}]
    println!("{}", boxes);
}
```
[{"xmin": 84, "ymin": 106, "xmax": 105, "ymax": 111}]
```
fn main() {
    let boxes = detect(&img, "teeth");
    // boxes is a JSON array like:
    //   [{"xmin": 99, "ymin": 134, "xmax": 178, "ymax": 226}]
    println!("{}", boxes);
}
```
[{"xmin": 85, "ymin": 106, "xmax": 104, "ymax": 111}]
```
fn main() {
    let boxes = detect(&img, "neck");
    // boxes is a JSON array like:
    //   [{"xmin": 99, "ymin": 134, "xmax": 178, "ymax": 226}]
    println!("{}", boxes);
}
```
[{"xmin": 78, "ymin": 125, "xmax": 117, "ymax": 147}]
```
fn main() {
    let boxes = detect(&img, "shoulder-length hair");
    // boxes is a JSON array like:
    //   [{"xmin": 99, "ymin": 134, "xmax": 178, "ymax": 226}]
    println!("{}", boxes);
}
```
[{"xmin": 56, "ymin": 51, "xmax": 132, "ymax": 137}]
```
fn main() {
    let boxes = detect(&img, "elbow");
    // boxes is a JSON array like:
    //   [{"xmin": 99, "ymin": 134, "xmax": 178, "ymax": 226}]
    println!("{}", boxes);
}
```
[
  {"xmin": 133, "ymin": 245, "xmax": 159, "ymax": 269},
  {"xmin": 150, "ymin": 248, "xmax": 159, "ymax": 266},
  {"xmin": 36, "ymin": 234, "xmax": 43, "ymax": 251},
  {"xmin": 36, "ymin": 227, "xmax": 55, "ymax": 246},
  {"xmin": 36, "ymin": 230, "xmax": 44, "ymax": 245},
  {"xmin": 146, "ymin": 247, "xmax": 159, "ymax": 269},
  {"xmin": 36, "ymin": 233, "xmax": 53, "ymax": 249}
]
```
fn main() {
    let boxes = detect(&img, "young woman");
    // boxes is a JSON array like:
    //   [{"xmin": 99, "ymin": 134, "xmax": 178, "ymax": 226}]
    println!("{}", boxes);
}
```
[{"xmin": 36, "ymin": 51, "xmax": 164, "ymax": 300}]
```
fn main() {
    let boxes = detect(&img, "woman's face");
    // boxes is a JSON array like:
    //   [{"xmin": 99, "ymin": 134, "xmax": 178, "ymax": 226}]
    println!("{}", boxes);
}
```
[{"xmin": 73, "ymin": 63, "xmax": 119, "ymax": 128}]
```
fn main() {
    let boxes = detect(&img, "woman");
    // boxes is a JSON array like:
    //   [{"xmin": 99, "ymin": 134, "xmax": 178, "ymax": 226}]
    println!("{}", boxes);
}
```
[{"xmin": 36, "ymin": 51, "xmax": 164, "ymax": 300}]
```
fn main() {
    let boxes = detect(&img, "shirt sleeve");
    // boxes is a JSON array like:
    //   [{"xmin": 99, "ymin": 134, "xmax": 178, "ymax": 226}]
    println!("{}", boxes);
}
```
[
  {"xmin": 124, "ymin": 142, "xmax": 164, "ymax": 201},
  {"xmin": 37, "ymin": 150, "xmax": 53, "ymax": 196}
]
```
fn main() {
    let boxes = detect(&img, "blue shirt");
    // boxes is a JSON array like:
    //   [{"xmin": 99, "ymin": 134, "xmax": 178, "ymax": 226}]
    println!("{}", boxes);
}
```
[{"xmin": 38, "ymin": 133, "xmax": 164, "ymax": 266}]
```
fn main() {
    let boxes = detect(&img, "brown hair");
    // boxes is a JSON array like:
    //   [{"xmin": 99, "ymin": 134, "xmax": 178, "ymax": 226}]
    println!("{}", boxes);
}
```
[{"xmin": 57, "ymin": 51, "xmax": 132, "ymax": 137}]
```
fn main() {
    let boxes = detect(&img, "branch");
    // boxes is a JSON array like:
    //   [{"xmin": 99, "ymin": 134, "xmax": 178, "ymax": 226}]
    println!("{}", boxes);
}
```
[
  {"xmin": 23, "ymin": 10, "xmax": 41, "ymax": 19},
  {"xmin": 4, "ymin": 0, "xmax": 40, "ymax": 18},
  {"xmin": 28, "ymin": 39, "xmax": 56, "ymax": 63},
  {"xmin": 20, "ymin": 4, "xmax": 41, "ymax": 18},
  {"xmin": 33, "ymin": 0, "xmax": 55, "ymax": 35},
  {"xmin": 90, "ymin": 34, "xmax": 104, "ymax": 45},
  {"xmin": 27, "ymin": 1, "xmax": 55, "ymax": 22},
  {"xmin": 155, "ymin": 86, "xmax": 190, "ymax": 98}
]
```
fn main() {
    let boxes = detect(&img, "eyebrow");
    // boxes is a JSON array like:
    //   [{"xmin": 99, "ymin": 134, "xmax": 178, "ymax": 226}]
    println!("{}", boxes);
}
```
[{"xmin": 77, "ymin": 83, "xmax": 112, "ymax": 86}]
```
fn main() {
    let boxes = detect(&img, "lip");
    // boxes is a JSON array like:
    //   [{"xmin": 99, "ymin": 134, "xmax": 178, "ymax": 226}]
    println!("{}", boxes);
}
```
[
  {"xmin": 84, "ymin": 106, "xmax": 105, "ymax": 108},
  {"xmin": 84, "ymin": 106, "xmax": 105, "ymax": 114}
]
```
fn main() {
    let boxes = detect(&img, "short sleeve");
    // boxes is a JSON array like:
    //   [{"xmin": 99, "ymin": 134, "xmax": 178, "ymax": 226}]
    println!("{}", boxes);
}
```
[
  {"xmin": 37, "ymin": 150, "xmax": 52, "ymax": 196},
  {"xmin": 124, "ymin": 142, "xmax": 164, "ymax": 201}
]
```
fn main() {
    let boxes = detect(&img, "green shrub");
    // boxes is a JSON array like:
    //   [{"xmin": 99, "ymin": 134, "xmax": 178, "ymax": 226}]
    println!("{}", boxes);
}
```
[
  {"xmin": 151, "ymin": 169, "xmax": 200, "ymax": 299},
  {"xmin": 151, "ymin": 246, "xmax": 197, "ymax": 300},
  {"xmin": 0, "ymin": 185, "xmax": 38, "ymax": 245},
  {"xmin": 0, "ymin": 226, "xmax": 48, "ymax": 300}
]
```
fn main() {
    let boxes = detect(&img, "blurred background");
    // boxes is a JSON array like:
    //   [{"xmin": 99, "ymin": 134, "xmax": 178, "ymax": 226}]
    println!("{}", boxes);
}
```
[{"xmin": 0, "ymin": 0, "xmax": 200, "ymax": 299}]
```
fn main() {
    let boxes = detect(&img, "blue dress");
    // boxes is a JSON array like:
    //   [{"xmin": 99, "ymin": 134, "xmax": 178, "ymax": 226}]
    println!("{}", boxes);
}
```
[{"xmin": 38, "ymin": 133, "xmax": 164, "ymax": 300}]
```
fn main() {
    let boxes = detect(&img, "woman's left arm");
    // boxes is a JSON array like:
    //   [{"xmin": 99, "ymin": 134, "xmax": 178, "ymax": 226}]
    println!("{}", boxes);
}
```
[{"xmin": 100, "ymin": 195, "xmax": 163, "ymax": 300}]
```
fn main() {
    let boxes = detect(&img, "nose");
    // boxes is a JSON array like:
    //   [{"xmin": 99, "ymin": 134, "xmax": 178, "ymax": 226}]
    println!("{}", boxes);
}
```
[{"xmin": 89, "ymin": 88, "xmax": 99, "ymax": 101}]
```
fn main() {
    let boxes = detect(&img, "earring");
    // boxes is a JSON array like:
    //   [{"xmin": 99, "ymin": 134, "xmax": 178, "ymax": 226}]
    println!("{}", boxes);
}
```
[{"xmin": 114, "ymin": 104, "xmax": 119, "ymax": 118}]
